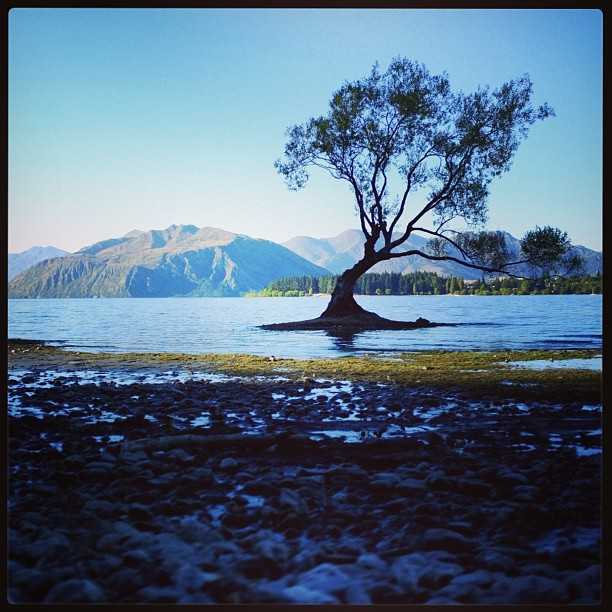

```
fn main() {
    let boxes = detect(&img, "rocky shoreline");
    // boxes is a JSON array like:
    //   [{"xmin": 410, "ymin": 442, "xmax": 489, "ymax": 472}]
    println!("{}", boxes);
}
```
[{"xmin": 8, "ymin": 343, "xmax": 601, "ymax": 603}]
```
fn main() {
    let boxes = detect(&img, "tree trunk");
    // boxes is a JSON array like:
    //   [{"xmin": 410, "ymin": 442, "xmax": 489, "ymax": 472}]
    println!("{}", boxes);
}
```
[{"xmin": 320, "ymin": 257, "xmax": 377, "ymax": 318}]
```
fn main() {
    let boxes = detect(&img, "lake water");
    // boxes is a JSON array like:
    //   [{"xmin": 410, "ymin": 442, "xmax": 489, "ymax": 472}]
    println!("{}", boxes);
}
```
[{"xmin": 8, "ymin": 295, "xmax": 602, "ymax": 359}]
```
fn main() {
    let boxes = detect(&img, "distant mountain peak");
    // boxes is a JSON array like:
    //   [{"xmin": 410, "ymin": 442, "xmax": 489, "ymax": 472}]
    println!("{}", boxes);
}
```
[
  {"xmin": 8, "ymin": 245, "xmax": 69, "ymax": 280},
  {"xmin": 123, "ymin": 229, "xmax": 144, "ymax": 238},
  {"xmin": 8, "ymin": 225, "xmax": 329, "ymax": 298}
]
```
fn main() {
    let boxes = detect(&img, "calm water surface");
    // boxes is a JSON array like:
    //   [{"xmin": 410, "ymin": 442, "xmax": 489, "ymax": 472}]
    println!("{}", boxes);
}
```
[{"xmin": 8, "ymin": 295, "xmax": 602, "ymax": 359}]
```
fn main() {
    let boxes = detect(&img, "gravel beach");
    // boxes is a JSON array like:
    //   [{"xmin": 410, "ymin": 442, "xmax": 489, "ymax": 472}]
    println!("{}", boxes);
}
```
[{"xmin": 7, "ymin": 341, "xmax": 601, "ymax": 604}]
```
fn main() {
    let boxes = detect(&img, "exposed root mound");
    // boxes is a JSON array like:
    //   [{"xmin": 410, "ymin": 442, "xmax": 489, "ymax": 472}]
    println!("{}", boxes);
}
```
[{"xmin": 260, "ymin": 312, "xmax": 448, "ymax": 332}]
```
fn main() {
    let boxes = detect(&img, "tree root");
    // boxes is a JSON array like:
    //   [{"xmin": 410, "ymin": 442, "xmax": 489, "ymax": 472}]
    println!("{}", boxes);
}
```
[{"xmin": 260, "ymin": 313, "xmax": 448, "ymax": 331}]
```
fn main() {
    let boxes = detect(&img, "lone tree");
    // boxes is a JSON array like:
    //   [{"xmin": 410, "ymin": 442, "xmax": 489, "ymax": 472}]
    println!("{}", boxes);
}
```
[{"xmin": 270, "ymin": 58, "xmax": 578, "ymax": 330}]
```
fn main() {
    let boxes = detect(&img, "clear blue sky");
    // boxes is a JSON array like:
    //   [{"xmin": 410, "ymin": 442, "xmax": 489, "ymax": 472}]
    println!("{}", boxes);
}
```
[{"xmin": 8, "ymin": 8, "xmax": 602, "ymax": 253}]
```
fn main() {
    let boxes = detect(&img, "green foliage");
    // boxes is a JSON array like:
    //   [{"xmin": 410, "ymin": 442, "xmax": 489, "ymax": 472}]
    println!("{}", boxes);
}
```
[
  {"xmin": 249, "ymin": 272, "xmax": 601, "ymax": 297},
  {"xmin": 276, "ymin": 57, "xmax": 553, "ymax": 257},
  {"xmin": 520, "ymin": 226, "xmax": 575, "ymax": 275},
  {"xmin": 454, "ymin": 231, "xmax": 510, "ymax": 270},
  {"xmin": 273, "ymin": 58, "xmax": 584, "ymax": 287}
]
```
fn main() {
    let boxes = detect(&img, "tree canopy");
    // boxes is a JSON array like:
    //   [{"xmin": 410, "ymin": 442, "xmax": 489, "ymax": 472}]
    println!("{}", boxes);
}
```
[{"xmin": 275, "ymin": 58, "xmax": 575, "ymax": 281}]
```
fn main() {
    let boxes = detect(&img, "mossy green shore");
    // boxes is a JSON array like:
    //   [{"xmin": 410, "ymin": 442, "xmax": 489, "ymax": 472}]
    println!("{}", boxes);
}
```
[{"xmin": 9, "ymin": 340, "xmax": 601, "ymax": 403}]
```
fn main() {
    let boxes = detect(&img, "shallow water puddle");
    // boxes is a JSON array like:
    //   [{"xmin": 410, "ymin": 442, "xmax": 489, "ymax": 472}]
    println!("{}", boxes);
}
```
[
  {"xmin": 241, "ymin": 494, "xmax": 265, "ymax": 508},
  {"xmin": 511, "ymin": 443, "xmax": 537, "ymax": 452},
  {"xmin": 383, "ymin": 424, "xmax": 436, "ymax": 437},
  {"xmin": 207, "ymin": 505, "xmax": 226, "ymax": 524},
  {"xmin": 309, "ymin": 430, "xmax": 362, "ymax": 443},
  {"xmin": 509, "ymin": 357, "xmax": 602, "ymax": 371},
  {"xmin": 322, "ymin": 411, "xmax": 361, "ymax": 422},
  {"xmin": 549, "ymin": 433, "xmax": 563, "ymax": 447},
  {"xmin": 575, "ymin": 446, "xmax": 601, "ymax": 457},
  {"xmin": 93, "ymin": 435, "xmax": 125, "ymax": 444},
  {"xmin": 190, "ymin": 414, "xmax": 211, "ymax": 428},
  {"xmin": 547, "ymin": 432, "xmax": 600, "ymax": 456},
  {"xmin": 8, "ymin": 367, "xmax": 289, "ymax": 389},
  {"xmin": 83, "ymin": 410, "xmax": 127, "ymax": 424},
  {"xmin": 309, "ymin": 422, "xmax": 436, "ymax": 444},
  {"xmin": 582, "ymin": 404, "xmax": 601, "ymax": 412},
  {"xmin": 413, "ymin": 401, "xmax": 459, "ymax": 420},
  {"xmin": 8, "ymin": 397, "xmax": 44, "ymax": 419}
]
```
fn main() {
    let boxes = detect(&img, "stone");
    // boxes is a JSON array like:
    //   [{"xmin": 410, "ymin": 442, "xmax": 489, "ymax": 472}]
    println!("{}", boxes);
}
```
[
  {"xmin": 345, "ymin": 582, "xmax": 372, "ymax": 604},
  {"xmin": 475, "ymin": 549, "xmax": 514, "ymax": 572},
  {"xmin": 128, "ymin": 503, "xmax": 153, "ymax": 522},
  {"xmin": 122, "ymin": 549, "xmax": 151, "ymax": 567},
  {"xmin": 426, "ymin": 595, "xmax": 460, "ymax": 604},
  {"xmin": 397, "ymin": 478, "xmax": 426, "ymax": 493},
  {"xmin": 121, "ymin": 450, "xmax": 149, "ymax": 463},
  {"xmin": 565, "ymin": 565, "xmax": 601, "ymax": 602},
  {"xmin": 278, "ymin": 488, "xmax": 308, "ymax": 515},
  {"xmin": 485, "ymin": 574, "xmax": 569, "ymax": 603},
  {"xmin": 106, "ymin": 567, "xmax": 146, "ymax": 596},
  {"xmin": 174, "ymin": 563, "xmax": 219, "ymax": 593},
  {"xmin": 422, "ymin": 528, "xmax": 473, "ymax": 552},
  {"xmin": 176, "ymin": 516, "xmax": 222, "ymax": 545},
  {"xmin": 219, "ymin": 457, "xmax": 238, "ymax": 470},
  {"xmin": 190, "ymin": 467, "xmax": 215, "ymax": 485},
  {"xmin": 418, "ymin": 559, "xmax": 464, "ymax": 591},
  {"xmin": 282, "ymin": 585, "xmax": 339, "ymax": 604},
  {"xmin": 357, "ymin": 553, "xmax": 388, "ymax": 573},
  {"xmin": 497, "ymin": 469, "xmax": 529, "ymax": 486},
  {"xmin": 136, "ymin": 586, "xmax": 183, "ymax": 602},
  {"xmin": 9, "ymin": 568, "xmax": 55, "ymax": 601},
  {"xmin": 392, "ymin": 552, "xmax": 463, "ymax": 593},
  {"xmin": 513, "ymin": 484, "xmax": 539, "ymax": 501},
  {"xmin": 296, "ymin": 563, "xmax": 351, "ymax": 594},
  {"xmin": 98, "ymin": 451, "xmax": 117, "ymax": 464},
  {"xmin": 253, "ymin": 531, "xmax": 290, "ymax": 565},
  {"xmin": 44, "ymin": 579, "xmax": 106, "ymax": 603},
  {"xmin": 426, "ymin": 471, "xmax": 454, "ymax": 491},
  {"xmin": 166, "ymin": 448, "xmax": 195, "ymax": 464},
  {"xmin": 87, "ymin": 554, "xmax": 122, "ymax": 577},
  {"xmin": 26, "ymin": 533, "xmax": 72, "ymax": 562},
  {"xmin": 82, "ymin": 499, "xmax": 117, "ymax": 516},
  {"xmin": 457, "ymin": 478, "xmax": 490, "ymax": 498},
  {"xmin": 451, "ymin": 570, "xmax": 495, "ymax": 587}
]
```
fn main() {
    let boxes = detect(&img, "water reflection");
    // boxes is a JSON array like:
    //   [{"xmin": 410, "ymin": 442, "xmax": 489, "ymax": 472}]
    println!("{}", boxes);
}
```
[{"xmin": 324, "ymin": 328, "xmax": 361, "ymax": 352}]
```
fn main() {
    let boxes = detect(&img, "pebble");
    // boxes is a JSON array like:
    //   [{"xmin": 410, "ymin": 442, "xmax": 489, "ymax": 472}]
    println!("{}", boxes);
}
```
[
  {"xmin": 219, "ymin": 457, "xmax": 238, "ymax": 470},
  {"xmin": 44, "ymin": 579, "xmax": 106, "ymax": 603}
]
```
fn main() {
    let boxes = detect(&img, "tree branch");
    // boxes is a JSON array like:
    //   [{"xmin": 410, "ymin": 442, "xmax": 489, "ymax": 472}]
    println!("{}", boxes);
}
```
[
  {"xmin": 388, "ymin": 148, "xmax": 436, "ymax": 238},
  {"xmin": 394, "ymin": 145, "xmax": 475, "ymax": 247},
  {"xmin": 385, "ymin": 248, "xmax": 530, "ymax": 279},
  {"xmin": 411, "ymin": 226, "xmax": 470, "ymax": 260}
]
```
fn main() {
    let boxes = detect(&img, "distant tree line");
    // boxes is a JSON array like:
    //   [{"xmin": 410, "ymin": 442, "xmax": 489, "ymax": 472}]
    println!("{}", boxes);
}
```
[{"xmin": 247, "ymin": 271, "xmax": 602, "ymax": 297}]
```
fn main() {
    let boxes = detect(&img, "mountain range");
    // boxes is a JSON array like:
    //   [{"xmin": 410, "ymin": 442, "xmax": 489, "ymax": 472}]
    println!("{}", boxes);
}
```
[
  {"xmin": 8, "ymin": 225, "xmax": 601, "ymax": 298},
  {"xmin": 7, "ymin": 225, "xmax": 328, "ymax": 298},
  {"xmin": 8, "ymin": 246, "xmax": 69, "ymax": 280}
]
